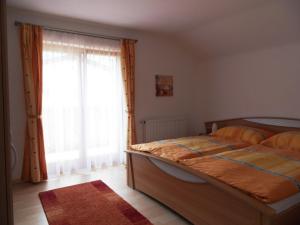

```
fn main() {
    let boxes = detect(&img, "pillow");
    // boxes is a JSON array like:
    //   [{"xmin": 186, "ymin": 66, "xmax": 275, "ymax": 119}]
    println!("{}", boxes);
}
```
[
  {"xmin": 212, "ymin": 126, "xmax": 274, "ymax": 145},
  {"xmin": 261, "ymin": 131, "xmax": 300, "ymax": 151}
]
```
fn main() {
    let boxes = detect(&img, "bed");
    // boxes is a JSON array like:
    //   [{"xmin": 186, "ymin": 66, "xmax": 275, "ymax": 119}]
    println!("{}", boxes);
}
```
[{"xmin": 126, "ymin": 117, "xmax": 300, "ymax": 225}]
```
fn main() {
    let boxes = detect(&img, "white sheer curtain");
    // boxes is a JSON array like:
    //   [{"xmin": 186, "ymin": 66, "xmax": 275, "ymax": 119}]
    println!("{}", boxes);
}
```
[{"xmin": 42, "ymin": 30, "xmax": 127, "ymax": 177}]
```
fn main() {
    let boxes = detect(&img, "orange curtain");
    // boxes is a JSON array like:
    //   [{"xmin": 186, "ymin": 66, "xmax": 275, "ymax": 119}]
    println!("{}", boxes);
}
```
[
  {"xmin": 121, "ymin": 39, "xmax": 137, "ymax": 146},
  {"xmin": 20, "ymin": 24, "xmax": 47, "ymax": 183}
]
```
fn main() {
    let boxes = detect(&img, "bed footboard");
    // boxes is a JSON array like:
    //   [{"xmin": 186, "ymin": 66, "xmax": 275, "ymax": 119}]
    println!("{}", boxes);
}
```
[
  {"xmin": 127, "ymin": 152, "xmax": 262, "ymax": 225},
  {"xmin": 126, "ymin": 152, "xmax": 300, "ymax": 225}
]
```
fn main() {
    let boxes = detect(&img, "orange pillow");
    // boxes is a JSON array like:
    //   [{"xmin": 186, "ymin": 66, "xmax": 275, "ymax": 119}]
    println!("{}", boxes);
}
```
[
  {"xmin": 212, "ymin": 126, "xmax": 274, "ymax": 145},
  {"xmin": 261, "ymin": 131, "xmax": 300, "ymax": 151}
]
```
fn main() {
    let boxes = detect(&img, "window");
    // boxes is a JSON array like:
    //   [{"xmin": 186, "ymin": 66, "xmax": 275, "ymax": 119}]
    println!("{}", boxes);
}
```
[{"xmin": 42, "ymin": 30, "xmax": 127, "ymax": 176}]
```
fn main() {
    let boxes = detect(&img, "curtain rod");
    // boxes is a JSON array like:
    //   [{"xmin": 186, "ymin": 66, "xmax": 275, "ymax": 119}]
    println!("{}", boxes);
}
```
[{"xmin": 14, "ymin": 21, "xmax": 138, "ymax": 43}]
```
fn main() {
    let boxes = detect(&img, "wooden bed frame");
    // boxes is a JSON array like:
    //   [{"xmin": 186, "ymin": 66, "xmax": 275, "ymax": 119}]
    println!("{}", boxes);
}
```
[{"xmin": 126, "ymin": 117, "xmax": 300, "ymax": 225}]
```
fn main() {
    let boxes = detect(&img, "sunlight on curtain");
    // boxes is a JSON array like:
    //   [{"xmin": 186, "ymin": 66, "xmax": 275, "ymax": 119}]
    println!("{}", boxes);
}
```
[{"xmin": 42, "ymin": 30, "xmax": 127, "ymax": 177}]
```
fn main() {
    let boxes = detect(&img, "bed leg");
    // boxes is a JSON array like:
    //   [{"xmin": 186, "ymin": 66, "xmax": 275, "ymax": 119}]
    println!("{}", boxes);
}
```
[{"xmin": 126, "ymin": 152, "xmax": 135, "ymax": 189}]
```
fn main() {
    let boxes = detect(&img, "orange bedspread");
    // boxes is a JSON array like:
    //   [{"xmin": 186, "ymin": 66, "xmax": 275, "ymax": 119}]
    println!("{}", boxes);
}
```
[
  {"xmin": 180, "ymin": 144, "xmax": 300, "ymax": 203},
  {"xmin": 130, "ymin": 136, "xmax": 248, "ymax": 161}
]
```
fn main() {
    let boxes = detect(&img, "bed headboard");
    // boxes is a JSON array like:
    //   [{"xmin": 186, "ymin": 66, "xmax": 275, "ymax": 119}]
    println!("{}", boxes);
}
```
[{"xmin": 205, "ymin": 117, "xmax": 300, "ymax": 134}]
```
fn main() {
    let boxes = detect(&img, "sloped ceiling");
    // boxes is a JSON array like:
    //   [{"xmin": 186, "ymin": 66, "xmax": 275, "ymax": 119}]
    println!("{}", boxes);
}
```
[
  {"xmin": 7, "ymin": 0, "xmax": 300, "ymax": 58},
  {"xmin": 177, "ymin": 0, "xmax": 300, "ymax": 58}
]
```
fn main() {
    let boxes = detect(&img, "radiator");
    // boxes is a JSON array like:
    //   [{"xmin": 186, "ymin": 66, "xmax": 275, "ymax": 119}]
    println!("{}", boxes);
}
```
[{"xmin": 141, "ymin": 117, "xmax": 187, "ymax": 142}]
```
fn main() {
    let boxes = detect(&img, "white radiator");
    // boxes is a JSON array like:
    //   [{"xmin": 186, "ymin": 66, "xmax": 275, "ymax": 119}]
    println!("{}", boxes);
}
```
[{"xmin": 141, "ymin": 117, "xmax": 187, "ymax": 142}]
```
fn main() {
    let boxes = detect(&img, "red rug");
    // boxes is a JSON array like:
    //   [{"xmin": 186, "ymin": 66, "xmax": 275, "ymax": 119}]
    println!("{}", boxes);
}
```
[{"xmin": 39, "ymin": 181, "xmax": 152, "ymax": 225}]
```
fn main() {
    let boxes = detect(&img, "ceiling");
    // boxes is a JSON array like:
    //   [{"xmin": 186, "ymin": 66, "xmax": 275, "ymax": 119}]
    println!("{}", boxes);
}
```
[
  {"xmin": 7, "ymin": 0, "xmax": 270, "ymax": 33},
  {"xmin": 7, "ymin": 0, "xmax": 300, "ymax": 58},
  {"xmin": 178, "ymin": 0, "xmax": 300, "ymax": 58}
]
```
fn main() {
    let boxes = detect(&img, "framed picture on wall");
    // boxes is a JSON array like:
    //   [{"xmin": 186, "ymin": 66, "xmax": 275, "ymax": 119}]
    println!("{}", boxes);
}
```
[{"xmin": 155, "ymin": 75, "xmax": 173, "ymax": 97}]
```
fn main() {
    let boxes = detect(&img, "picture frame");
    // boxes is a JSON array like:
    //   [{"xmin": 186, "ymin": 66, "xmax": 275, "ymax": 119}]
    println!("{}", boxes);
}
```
[{"xmin": 155, "ymin": 75, "xmax": 173, "ymax": 97}]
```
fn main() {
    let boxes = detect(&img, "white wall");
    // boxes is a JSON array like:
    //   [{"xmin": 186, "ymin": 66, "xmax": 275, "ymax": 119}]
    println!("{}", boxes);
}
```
[
  {"xmin": 7, "ymin": 7, "xmax": 196, "ymax": 179},
  {"xmin": 192, "ymin": 42, "xmax": 300, "ymax": 134}
]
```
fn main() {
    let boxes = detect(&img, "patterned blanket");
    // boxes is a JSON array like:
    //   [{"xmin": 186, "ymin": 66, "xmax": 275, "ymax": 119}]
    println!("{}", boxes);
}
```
[
  {"xmin": 180, "ymin": 144, "xmax": 300, "ymax": 203},
  {"xmin": 130, "ymin": 135, "xmax": 248, "ymax": 161}
]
